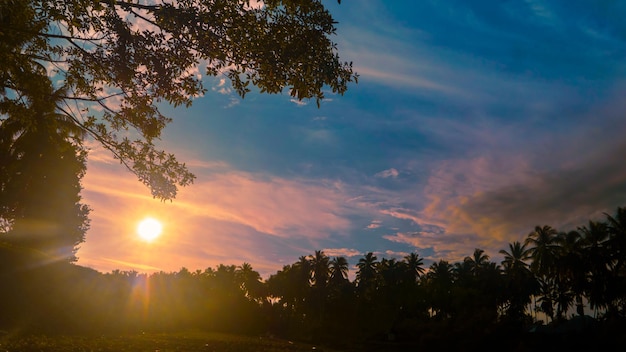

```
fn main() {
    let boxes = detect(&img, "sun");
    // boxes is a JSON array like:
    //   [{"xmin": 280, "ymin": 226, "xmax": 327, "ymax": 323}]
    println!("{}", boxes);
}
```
[{"xmin": 137, "ymin": 218, "xmax": 163, "ymax": 241}]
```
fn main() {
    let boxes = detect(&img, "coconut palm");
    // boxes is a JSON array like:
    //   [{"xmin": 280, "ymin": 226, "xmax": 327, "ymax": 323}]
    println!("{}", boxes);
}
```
[
  {"xmin": 499, "ymin": 241, "xmax": 537, "ymax": 320},
  {"xmin": 426, "ymin": 260, "xmax": 454, "ymax": 318},
  {"xmin": 236, "ymin": 262, "xmax": 263, "ymax": 301},
  {"xmin": 329, "ymin": 256, "xmax": 349, "ymax": 285},
  {"xmin": 554, "ymin": 230, "xmax": 586, "ymax": 317},
  {"xmin": 356, "ymin": 252, "xmax": 378, "ymax": 289},
  {"xmin": 403, "ymin": 252, "xmax": 425, "ymax": 283},
  {"xmin": 579, "ymin": 221, "xmax": 612, "ymax": 315},
  {"xmin": 378, "ymin": 258, "xmax": 406, "ymax": 287},
  {"xmin": 605, "ymin": 207, "xmax": 626, "ymax": 273},
  {"xmin": 310, "ymin": 250, "xmax": 330, "ymax": 288},
  {"xmin": 525, "ymin": 225, "xmax": 559, "ymax": 277},
  {"xmin": 499, "ymin": 241, "xmax": 531, "ymax": 271},
  {"xmin": 604, "ymin": 207, "xmax": 626, "ymax": 316},
  {"xmin": 464, "ymin": 248, "xmax": 490, "ymax": 276}
]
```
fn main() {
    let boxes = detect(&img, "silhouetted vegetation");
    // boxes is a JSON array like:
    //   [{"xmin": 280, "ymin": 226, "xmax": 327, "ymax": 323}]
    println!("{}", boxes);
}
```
[
  {"xmin": 0, "ymin": 0, "xmax": 356, "ymax": 200},
  {"xmin": 1, "ymin": 207, "xmax": 626, "ymax": 350}
]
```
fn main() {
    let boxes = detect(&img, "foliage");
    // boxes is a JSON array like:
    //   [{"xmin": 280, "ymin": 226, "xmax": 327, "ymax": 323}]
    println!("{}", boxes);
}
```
[
  {"xmin": 2, "ymin": 206, "xmax": 626, "ymax": 349},
  {"xmin": 0, "ymin": 0, "xmax": 356, "ymax": 200},
  {"xmin": 0, "ymin": 91, "xmax": 89, "ymax": 261}
]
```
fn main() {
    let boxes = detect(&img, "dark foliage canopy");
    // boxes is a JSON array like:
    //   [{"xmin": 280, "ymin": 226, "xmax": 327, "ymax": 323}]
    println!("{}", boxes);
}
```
[{"xmin": 0, "ymin": 0, "xmax": 357, "ymax": 200}]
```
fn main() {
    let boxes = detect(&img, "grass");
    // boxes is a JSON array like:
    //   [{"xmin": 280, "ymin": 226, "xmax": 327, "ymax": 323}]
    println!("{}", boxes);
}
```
[{"xmin": 0, "ymin": 331, "xmax": 339, "ymax": 352}]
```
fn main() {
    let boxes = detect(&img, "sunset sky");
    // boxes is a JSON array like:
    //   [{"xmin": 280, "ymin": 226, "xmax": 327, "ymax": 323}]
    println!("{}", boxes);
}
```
[{"xmin": 76, "ymin": 0, "xmax": 626, "ymax": 278}]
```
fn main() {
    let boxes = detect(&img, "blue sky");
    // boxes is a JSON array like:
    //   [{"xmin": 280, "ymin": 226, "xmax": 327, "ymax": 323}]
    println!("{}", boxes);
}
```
[{"xmin": 77, "ymin": 0, "xmax": 626, "ymax": 278}]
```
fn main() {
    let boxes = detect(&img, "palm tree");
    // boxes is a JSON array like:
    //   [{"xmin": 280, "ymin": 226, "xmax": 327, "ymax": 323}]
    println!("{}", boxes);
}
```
[
  {"xmin": 604, "ymin": 207, "xmax": 626, "ymax": 316},
  {"xmin": 499, "ymin": 241, "xmax": 536, "ymax": 321},
  {"xmin": 329, "ymin": 256, "xmax": 349, "ymax": 285},
  {"xmin": 403, "ymin": 252, "xmax": 425, "ymax": 283},
  {"xmin": 310, "ymin": 250, "xmax": 330, "ymax": 289},
  {"xmin": 294, "ymin": 255, "xmax": 313, "ymax": 287},
  {"xmin": 554, "ymin": 231, "xmax": 586, "ymax": 317},
  {"xmin": 500, "ymin": 241, "xmax": 531, "ymax": 271},
  {"xmin": 526, "ymin": 225, "xmax": 566, "ymax": 322},
  {"xmin": 525, "ymin": 225, "xmax": 559, "ymax": 277},
  {"xmin": 426, "ymin": 260, "xmax": 454, "ymax": 319},
  {"xmin": 605, "ymin": 207, "xmax": 626, "ymax": 272},
  {"xmin": 378, "ymin": 258, "xmax": 406, "ymax": 287},
  {"xmin": 236, "ymin": 262, "xmax": 263, "ymax": 301},
  {"xmin": 579, "ymin": 221, "xmax": 612, "ymax": 315},
  {"xmin": 464, "ymin": 248, "xmax": 490, "ymax": 276},
  {"xmin": 356, "ymin": 252, "xmax": 378, "ymax": 290}
]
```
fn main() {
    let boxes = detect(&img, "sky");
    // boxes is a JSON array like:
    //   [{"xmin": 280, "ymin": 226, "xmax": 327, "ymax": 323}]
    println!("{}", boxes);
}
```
[{"xmin": 76, "ymin": 0, "xmax": 626, "ymax": 279}]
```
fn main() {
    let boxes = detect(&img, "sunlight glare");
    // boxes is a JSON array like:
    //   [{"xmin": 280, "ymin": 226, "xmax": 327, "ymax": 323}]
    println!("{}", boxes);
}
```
[{"xmin": 137, "ymin": 218, "xmax": 162, "ymax": 241}]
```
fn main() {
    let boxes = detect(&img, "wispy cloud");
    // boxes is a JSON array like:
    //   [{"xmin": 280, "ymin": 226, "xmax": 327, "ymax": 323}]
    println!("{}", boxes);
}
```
[
  {"xmin": 78, "ymin": 148, "xmax": 362, "ymax": 276},
  {"xmin": 365, "ymin": 220, "xmax": 382, "ymax": 229},
  {"xmin": 290, "ymin": 99, "xmax": 308, "ymax": 106},
  {"xmin": 375, "ymin": 168, "xmax": 399, "ymax": 179},
  {"xmin": 322, "ymin": 248, "xmax": 362, "ymax": 258}
]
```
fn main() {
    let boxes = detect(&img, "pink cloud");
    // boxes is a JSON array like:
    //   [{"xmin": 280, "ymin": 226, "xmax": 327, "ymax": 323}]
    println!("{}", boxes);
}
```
[
  {"xmin": 322, "ymin": 248, "xmax": 362, "ymax": 257},
  {"xmin": 365, "ymin": 220, "xmax": 382, "ymax": 229}
]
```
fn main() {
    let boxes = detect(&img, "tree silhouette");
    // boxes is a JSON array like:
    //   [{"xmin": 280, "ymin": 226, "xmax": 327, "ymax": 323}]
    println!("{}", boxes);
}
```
[
  {"xmin": 356, "ymin": 252, "xmax": 378, "ymax": 295},
  {"xmin": 3, "ymin": 206, "xmax": 626, "ymax": 346},
  {"xmin": 0, "ymin": 0, "xmax": 356, "ymax": 199},
  {"xmin": 236, "ymin": 262, "xmax": 264, "ymax": 302},
  {"xmin": 579, "ymin": 220, "xmax": 612, "ymax": 315},
  {"xmin": 329, "ymin": 256, "xmax": 350, "ymax": 286},
  {"xmin": 310, "ymin": 250, "xmax": 330, "ymax": 289},
  {"xmin": 0, "ymin": 92, "xmax": 89, "ymax": 262},
  {"xmin": 525, "ymin": 225, "xmax": 560, "ymax": 320},
  {"xmin": 604, "ymin": 207, "xmax": 626, "ymax": 317},
  {"xmin": 555, "ymin": 230, "xmax": 586, "ymax": 317},
  {"xmin": 499, "ymin": 241, "xmax": 537, "ymax": 321},
  {"xmin": 426, "ymin": 260, "xmax": 454, "ymax": 319},
  {"xmin": 403, "ymin": 252, "xmax": 426, "ymax": 283},
  {"xmin": 464, "ymin": 248, "xmax": 490, "ymax": 276},
  {"xmin": 526, "ymin": 225, "xmax": 559, "ymax": 276}
]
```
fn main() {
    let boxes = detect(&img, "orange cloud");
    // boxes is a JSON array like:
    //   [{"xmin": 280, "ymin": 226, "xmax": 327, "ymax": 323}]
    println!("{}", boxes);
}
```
[{"xmin": 77, "ymin": 149, "xmax": 355, "ymax": 277}]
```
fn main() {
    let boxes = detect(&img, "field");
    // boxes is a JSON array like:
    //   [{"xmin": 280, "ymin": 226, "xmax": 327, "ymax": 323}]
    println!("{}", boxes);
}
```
[{"xmin": 0, "ymin": 331, "xmax": 340, "ymax": 352}]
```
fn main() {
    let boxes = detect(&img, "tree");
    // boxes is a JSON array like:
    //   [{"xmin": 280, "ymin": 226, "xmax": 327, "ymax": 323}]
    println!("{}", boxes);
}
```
[
  {"xmin": 0, "ymin": 0, "xmax": 357, "ymax": 200},
  {"xmin": 579, "ymin": 220, "xmax": 612, "ymax": 315},
  {"xmin": 525, "ymin": 225, "xmax": 560, "ymax": 321},
  {"xmin": 499, "ymin": 241, "xmax": 537, "ymax": 321},
  {"xmin": 426, "ymin": 260, "xmax": 454, "ymax": 318},
  {"xmin": 554, "ymin": 230, "xmax": 586, "ymax": 317},
  {"xmin": 355, "ymin": 252, "xmax": 378, "ymax": 293},
  {"xmin": 0, "ymin": 91, "xmax": 89, "ymax": 261},
  {"xmin": 236, "ymin": 262, "xmax": 263, "ymax": 302},
  {"xmin": 403, "ymin": 252, "xmax": 425, "ymax": 283},
  {"xmin": 310, "ymin": 250, "xmax": 330, "ymax": 289},
  {"xmin": 500, "ymin": 241, "xmax": 531, "ymax": 272},
  {"xmin": 464, "ymin": 248, "xmax": 490, "ymax": 276},
  {"xmin": 604, "ymin": 207, "xmax": 626, "ymax": 317},
  {"xmin": 525, "ymin": 225, "xmax": 559, "ymax": 277},
  {"xmin": 329, "ymin": 256, "xmax": 349, "ymax": 286}
]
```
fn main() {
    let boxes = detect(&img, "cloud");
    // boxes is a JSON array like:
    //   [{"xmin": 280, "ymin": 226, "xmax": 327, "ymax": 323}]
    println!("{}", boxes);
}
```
[
  {"xmin": 411, "ymin": 90, "xmax": 626, "ymax": 259},
  {"xmin": 290, "ymin": 99, "xmax": 308, "ymax": 106},
  {"xmin": 77, "ymin": 148, "xmax": 362, "ymax": 277},
  {"xmin": 383, "ymin": 250, "xmax": 410, "ymax": 259},
  {"xmin": 366, "ymin": 220, "xmax": 382, "ymax": 229},
  {"xmin": 322, "ymin": 248, "xmax": 362, "ymax": 258},
  {"xmin": 375, "ymin": 168, "xmax": 399, "ymax": 179}
]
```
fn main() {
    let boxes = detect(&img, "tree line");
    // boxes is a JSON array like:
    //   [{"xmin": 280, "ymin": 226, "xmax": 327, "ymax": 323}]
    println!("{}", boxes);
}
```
[{"xmin": 1, "ymin": 206, "xmax": 625, "ymax": 349}]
